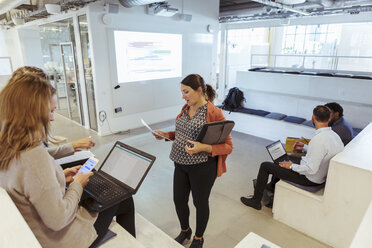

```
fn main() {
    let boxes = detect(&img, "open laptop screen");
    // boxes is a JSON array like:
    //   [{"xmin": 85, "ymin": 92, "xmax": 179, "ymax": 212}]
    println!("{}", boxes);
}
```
[
  {"xmin": 100, "ymin": 144, "xmax": 153, "ymax": 190},
  {"xmin": 267, "ymin": 141, "xmax": 286, "ymax": 161}
]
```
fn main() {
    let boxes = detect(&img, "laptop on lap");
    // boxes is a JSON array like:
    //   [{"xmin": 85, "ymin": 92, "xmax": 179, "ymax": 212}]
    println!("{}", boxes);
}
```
[
  {"xmin": 266, "ymin": 140, "xmax": 289, "ymax": 164},
  {"xmin": 81, "ymin": 141, "xmax": 156, "ymax": 212}
]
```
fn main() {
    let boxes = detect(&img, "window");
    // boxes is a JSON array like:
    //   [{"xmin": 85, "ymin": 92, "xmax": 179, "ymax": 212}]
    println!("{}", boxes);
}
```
[{"xmin": 282, "ymin": 24, "xmax": 341, "ymax": 55}]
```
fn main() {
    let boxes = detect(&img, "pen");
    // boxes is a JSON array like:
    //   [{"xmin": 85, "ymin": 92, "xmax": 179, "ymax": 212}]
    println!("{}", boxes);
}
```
[{"xmin": 301, "ymin": 137, "xmax": 309, "ymax": 145}]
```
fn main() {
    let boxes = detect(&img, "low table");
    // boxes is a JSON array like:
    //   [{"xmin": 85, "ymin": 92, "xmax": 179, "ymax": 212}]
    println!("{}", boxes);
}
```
[{"xmin": 234, "ymin": 232, "xmax": 280, "ymax": 248}]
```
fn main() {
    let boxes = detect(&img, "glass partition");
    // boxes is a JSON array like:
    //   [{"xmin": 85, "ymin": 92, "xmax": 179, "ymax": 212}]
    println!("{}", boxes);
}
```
[
  {"xmin": 78, "ymin": 15, "xmax": 97, "ymax": 131},
  {"xmin": 39, "ymin": 18, "xmax": 84, "ymax": 125}
]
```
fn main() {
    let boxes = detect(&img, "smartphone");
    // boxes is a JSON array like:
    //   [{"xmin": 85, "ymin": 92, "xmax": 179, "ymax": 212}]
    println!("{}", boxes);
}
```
[{"xmin": 76, "ymin": 157, "xmax": 99, "ymax": 175}]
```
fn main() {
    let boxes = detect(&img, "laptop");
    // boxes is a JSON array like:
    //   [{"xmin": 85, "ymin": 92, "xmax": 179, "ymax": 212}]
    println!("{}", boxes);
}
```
[
  {"xmin": 81, "ymin": 141, "xmax": 156, "ymax": 212},
  {"xmin": 266, "ymin": 140, "xmax": 289, "ymax": 164}
]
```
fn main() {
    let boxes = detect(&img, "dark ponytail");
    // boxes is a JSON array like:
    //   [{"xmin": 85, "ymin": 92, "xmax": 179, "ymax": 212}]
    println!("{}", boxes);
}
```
[
  {"xmin": 205, "ymin": 84, "xmax": 216, "ymax": 102},
  {"xmin": 181, "ymin": 74, "xmax": 216, "ymax": 102}
]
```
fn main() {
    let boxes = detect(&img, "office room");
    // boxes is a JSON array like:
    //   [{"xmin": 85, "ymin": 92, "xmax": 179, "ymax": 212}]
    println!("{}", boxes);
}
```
[{"xmin": 0, "ymin": 0, "xmax": 372, "ymax": 247}]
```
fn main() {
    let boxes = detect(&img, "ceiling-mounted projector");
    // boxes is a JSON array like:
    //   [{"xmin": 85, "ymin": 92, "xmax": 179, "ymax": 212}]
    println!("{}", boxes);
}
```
[
  {"xmin": 45, "ymin": 4, "xmax": 61, "ymax": 14},
  {"xmin": 147, "ymin": 2, "xmax": 178, "ymax": 17}
]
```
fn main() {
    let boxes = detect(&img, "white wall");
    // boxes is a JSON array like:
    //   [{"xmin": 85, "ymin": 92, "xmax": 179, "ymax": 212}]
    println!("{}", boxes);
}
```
[
  {"xmin": 1, "ymin": 28, "xmax": 43, "ymax": 71},
  {"xmin": 0, "ymin": 32, "xmax": 10, "ymax": 88},
  {"xmin": 87, "ymin": 0, "xmax": 219, "ymax": 135},
  {"xmin": 3, "ymin": 28, "xmax": 24, "ymax": 70},
  {"xmin": 18, "ymin": 28, "xmax": 43, "ymax": 68},
  {"xmin": 0, "ymin": 31, "xmax": 7, "ymax": 56},
  {"xmin": 0, "ymin": 29, "xmax": 24, "ymax": 88}
]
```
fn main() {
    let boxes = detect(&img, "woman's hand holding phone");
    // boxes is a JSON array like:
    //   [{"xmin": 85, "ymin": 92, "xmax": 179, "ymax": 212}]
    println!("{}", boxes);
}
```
[
  {"xmin": 74, "ymin": 172, "xmax": 94, "ymax": 187},
  {"xmin": 64, "ymin": 165, "xmax": 82, "ymax": 183},
  {"xmin": 72, "ymin": 157, "xmax": 99, "ymax": 187}
]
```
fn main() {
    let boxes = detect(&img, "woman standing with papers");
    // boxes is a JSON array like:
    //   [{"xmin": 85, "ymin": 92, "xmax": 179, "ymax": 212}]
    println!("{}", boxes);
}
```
[{"xmin": 154, "ymin": 74, "xmax": 233, "ymax": 248}]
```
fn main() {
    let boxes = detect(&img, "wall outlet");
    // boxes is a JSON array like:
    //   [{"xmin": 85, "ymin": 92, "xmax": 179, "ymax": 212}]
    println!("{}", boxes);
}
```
[{"xmin": 114, "ymin": 107, "xmax": 122, "ymax": 113}]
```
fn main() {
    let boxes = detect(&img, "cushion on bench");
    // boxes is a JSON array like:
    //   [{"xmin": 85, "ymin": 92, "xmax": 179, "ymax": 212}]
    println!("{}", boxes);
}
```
[
  {"xmin": 270, "ymin": 70, "xmax": 285, "ymax": 73},
  {"xmin": 251, "ymin": 109, "xmax": 270, "ymax": 117},
  {"xmin": 302, "ymin": 120, "xmax": 315, "ymax": 128},
  {"xmin": 248, "ymin": 67, "xmax": 266, "ymax": 71},
  {"xmin": 236, "ymin": 107, "xmax": 256, "ymax": 114},
  {"xmin": 351, "ymin": 75, "xmax": 372, "ymax": 80},
  {"xmin": 300, "ymin": 71, "xmax": 317, "ymax": 76},
  {"xmin": 265, "ymin": 112, "xmax": 287, "ymax": 120},
  {"xmin": 334, "ymin": 73, "xmax": 353, "ymax": 78},
  {"xmin": 283, "ymin": 180, "xmax": 325, "ymax": 193},
  {"xmin": 283, "ymin": 116, "xmax": 306, "ymax": 124},
  {"xmin": 316, "ymin": 72, "xmax": 334, "ymax": 77},
  {"xmin": 286, "ymin": 71, "xmax": 300, "ymax": 74}
]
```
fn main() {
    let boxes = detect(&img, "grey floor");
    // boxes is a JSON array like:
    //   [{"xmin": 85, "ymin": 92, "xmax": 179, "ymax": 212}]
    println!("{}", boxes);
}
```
[{"xmin": 51, "ymin": 114, "xmax": 330, "ymax": 248}]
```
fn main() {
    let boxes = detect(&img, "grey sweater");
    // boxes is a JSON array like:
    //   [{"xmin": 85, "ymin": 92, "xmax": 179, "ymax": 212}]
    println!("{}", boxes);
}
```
[
  {"xmin": 0, "ymin": 145, "xmax": 97, "ymax": 248},
  {"xmin": 47, "ymin": 142, "xmax": 75, "ymax": 159}
]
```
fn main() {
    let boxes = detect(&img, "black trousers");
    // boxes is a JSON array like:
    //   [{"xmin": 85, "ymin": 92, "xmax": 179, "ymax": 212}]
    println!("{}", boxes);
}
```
[
  {"xmin": 89, "ymin": 196, "xmax": 135, "ymax": 248},
  {"xmin": 267, "ymin": 156, "xmax": 302, "ymax": 191},
  {"xmin": 173, "ymin": 157, "xmax": 217, "ymax": 237},
  {"xmin": 252, "ymin": 161, "xmax": 321, "ymax": 203}
]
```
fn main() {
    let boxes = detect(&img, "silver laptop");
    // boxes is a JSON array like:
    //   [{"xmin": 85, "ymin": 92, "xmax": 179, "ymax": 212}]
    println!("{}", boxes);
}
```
[
  {"xmin": 81, "ymin": 141, "xmax": 156, "ymax": 212},
  {"xmin": 266, "ymin": 140, "xmax": 289, "ymax": 164}
]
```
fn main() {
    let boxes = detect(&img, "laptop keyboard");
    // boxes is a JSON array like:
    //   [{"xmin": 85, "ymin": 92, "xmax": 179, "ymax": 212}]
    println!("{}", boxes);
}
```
[{"xmin": 85, "ymin": 175, "xmax": 129, "ymax": 203}]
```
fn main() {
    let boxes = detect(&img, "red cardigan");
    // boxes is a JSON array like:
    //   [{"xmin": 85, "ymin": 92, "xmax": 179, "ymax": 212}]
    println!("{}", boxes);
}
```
[{"xmin": 167, "ymin": 102, "xmax": 233, "ymax": 177}]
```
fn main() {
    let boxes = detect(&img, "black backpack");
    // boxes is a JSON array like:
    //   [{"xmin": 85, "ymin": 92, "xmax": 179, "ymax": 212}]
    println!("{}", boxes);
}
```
[{"xmin": 222, "ymin": 87, "xmax": 245, "ymax": 112}]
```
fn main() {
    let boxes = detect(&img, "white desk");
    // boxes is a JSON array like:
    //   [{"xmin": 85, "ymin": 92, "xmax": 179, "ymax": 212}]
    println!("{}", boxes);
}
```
[
  {"xmin": 234, "ymin": 232, "xmax": 280, "ymax": 248},
  {"xmin": 0, "ymin": 187, "xmax": 41, "ymax": 248}
]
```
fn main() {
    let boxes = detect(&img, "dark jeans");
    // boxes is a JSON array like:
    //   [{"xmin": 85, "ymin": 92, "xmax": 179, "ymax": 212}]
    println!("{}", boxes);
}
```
[
  {"xmin": 89, "ymin": 197, "xmax": 135, "ymax": 248},
  {"xmin": 252, "ymin": 161, "xmax": 321, "ymax": 203},
  {"xmin": 174, "ymin": 157, "xmax": 217, "ymax": 237}
]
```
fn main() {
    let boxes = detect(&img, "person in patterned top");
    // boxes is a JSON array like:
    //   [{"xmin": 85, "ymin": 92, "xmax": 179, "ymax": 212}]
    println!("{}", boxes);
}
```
[{"xmin": 154, "ymin": 74, "xmax": 233, "ymax": 248}]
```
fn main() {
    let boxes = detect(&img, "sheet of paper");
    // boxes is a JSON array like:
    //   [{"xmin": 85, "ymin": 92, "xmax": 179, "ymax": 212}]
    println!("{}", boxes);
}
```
[
  {"xmin": 140, "ymin": 118, "xmax": 170, "ymax": 141},
  {"xmin": 55, "ymin": 150, "xmax": 95, "ymax": 165}
]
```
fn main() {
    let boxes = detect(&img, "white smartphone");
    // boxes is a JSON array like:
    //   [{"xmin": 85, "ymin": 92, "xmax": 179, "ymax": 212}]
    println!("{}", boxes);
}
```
[{"xmin": 76, "ymin": 156, "xmax": 99, "ymax": 175}]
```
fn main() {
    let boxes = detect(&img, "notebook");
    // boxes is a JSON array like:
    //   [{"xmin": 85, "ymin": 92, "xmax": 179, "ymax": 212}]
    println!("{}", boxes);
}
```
[
  {"xmin": 285, "ymin": 137, "xmax": 310, "ymax": 153},
  {"xmin": 196, "ymin": 120, "xmax": 234, "ymax": 145},
  {"xmin": 266, "ymin": 140, "xmax": 289, "ymax": 164},
  {"xmin": 81, "ymin": 141, "xmax": 156, "ymax": 212}
]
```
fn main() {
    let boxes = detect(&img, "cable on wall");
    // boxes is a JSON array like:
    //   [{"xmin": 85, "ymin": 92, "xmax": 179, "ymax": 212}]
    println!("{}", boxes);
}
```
[{"xmin": 98, "ymin": 110, "xmax": 130, "ymax": 135}]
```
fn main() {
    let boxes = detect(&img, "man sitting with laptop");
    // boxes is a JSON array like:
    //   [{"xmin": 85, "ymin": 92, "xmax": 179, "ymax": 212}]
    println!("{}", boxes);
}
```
[{"xmin": 240, "ymin": 105, "xmax": 344, "ymax": 210}]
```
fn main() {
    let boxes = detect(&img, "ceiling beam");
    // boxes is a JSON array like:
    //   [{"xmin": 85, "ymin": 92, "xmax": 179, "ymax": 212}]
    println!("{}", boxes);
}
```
[
  {"xmin": 15, "ymin": 3, "xmax": 37, "ymax": 11},
  {"xmin": 251, "ymin": 0, "xmax": 310, "ymax": 15},
  {"xmin": 0, "ymin": 0, "xmax": 28, "ymax": 16}
]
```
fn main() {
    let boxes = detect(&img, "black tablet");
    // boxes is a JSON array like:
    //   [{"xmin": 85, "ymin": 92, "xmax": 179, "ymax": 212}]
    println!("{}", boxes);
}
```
[{"xmin": 196, "ymin": 120, "xmax": 235, "ymax": 145}]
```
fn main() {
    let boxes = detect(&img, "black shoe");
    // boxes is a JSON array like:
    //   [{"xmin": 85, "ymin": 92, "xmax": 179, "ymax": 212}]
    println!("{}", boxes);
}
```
[
  {"xmin": 240, "ymin": 196, "xmax": 262, "ymax": 210},
  {"xmin": 189, "ymin": 236, "xmax": 204, "ymax": 248},
  {"xmin": 262, "ymin": 190, "xmax": 274, "ymax": 208},
  {"xmin": 265, "ymin": 201, "xmax": 273, "ymax": 208},
  {"xmin": 174, "ymin": 228, "xmax": 192, "ymax": 244}
]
